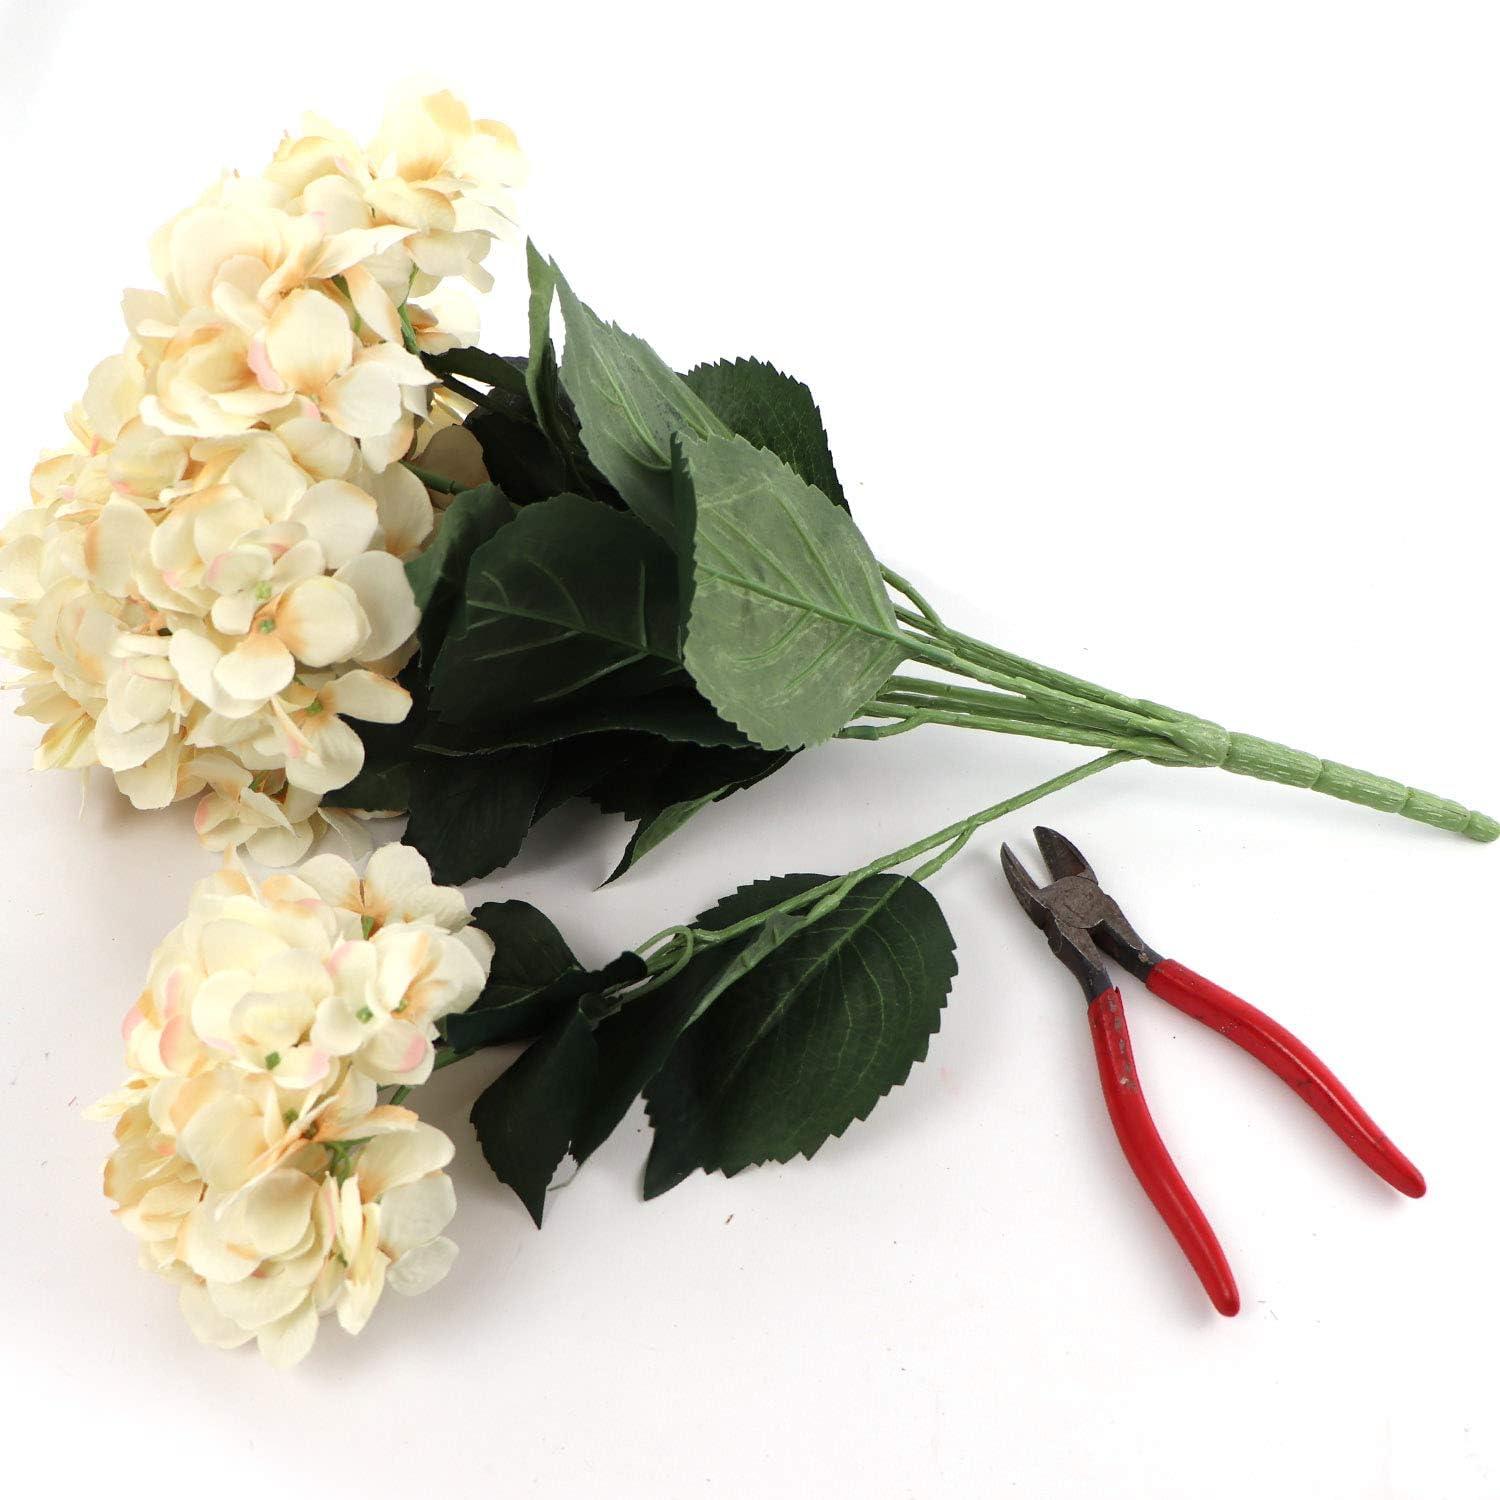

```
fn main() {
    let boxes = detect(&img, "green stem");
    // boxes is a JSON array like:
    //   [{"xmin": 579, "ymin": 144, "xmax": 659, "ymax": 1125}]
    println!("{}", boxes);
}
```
[
  {"xmin": 1220, "ymin": 733, "xmax": 1498, "ymax": 840},
  {"xmin": 397, "ymin": 300, "xmax": 420, "ymax": 355},
  {"xmin": 872, "ymin": 612, "xmax": 1498, "ymax": 843},
  {"xmin": 847, "ymin": 699, "xmax": 1197, "ymax": 762},
  {"xmin": 881, "ymin": 566, "xmax": 945, "ymax": 627},
  {"xmin": 692, "ymin": 751, "xmax": 1130, "ymax": 952},
  {"xmin": 396, "ymin": 755, "xmax": 1130, "ymax": 1092},
  {"xmin": 901, "ymin": 613, "xmax": 1182, "ymax": 725},
  {"xmin": 402, "ymin": 462, "xmax": 462, "ymax": 494},
  {"xmin": 900, "ymin": 629, "xmax": 1180, "ymax": 743}
]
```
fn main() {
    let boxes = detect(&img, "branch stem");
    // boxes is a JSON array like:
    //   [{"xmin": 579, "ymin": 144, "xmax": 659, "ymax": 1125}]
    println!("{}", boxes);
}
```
[{"xmin": 401, "ymin": 462, "xmax": 462, "ymax": 494}]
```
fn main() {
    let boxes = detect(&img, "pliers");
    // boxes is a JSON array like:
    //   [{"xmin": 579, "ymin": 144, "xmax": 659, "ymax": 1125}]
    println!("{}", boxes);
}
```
[{"xmin": 1001, "ymin": 826, "xmax": 1425, "ymax": 1317}]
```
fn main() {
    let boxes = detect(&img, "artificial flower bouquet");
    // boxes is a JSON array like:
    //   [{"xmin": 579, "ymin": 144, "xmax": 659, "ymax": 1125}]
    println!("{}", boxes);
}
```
[{"xmin": 7, "ymin": 88, "xmax": 1491, "ymax": 1365}]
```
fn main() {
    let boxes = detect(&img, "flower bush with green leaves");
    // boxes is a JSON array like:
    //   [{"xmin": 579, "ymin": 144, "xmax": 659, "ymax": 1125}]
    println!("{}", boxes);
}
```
[
  {"xmin": 320, "ymin": 243, "xmax": 1493, "ymax": 1218},
  {"xmin": 343, "ymin": 242, "xmax": 1496, "ymax": 890}
]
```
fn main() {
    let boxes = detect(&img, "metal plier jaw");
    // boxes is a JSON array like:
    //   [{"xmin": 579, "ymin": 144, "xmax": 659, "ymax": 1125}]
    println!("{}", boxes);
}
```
[{"xmin": 1001, "ymin": 827, "xmax": 1161, "ymax": 999}]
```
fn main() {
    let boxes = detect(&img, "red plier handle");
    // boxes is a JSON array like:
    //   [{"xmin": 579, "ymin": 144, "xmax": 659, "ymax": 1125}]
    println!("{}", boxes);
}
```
[
  {"xmin": 1144, "ymin": 959, "xmax": 1426, "ymax": 1199},
  {"xmin": 1088, "ymin": 987, "xmax": 1240, "ymax": 1315},
  {"xmin": 1002, "ymin": 827, "xmax": 1425, "ymax": 1318}
]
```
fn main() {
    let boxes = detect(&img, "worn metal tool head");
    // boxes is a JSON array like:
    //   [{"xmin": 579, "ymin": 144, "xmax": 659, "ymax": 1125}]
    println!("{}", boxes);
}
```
[{"xmin": 1000, "ymin": 827, "xmax": 1161, "ymax": 1000}]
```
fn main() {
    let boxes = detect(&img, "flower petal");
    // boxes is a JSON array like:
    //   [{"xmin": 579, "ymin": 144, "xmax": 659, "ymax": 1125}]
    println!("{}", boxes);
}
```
[
  {"xmin": 265, "ymin": 288, "xmax": 354, "ymax": 394},
  {"xmin": 365, "ymin": 842, "xmax": 467, "ymax": 929},
  {"xmin": 342, "ymin": 264, "xmax": 404, "ymax": 345},
  {"xmin": 255, "ymin": 1296, "xmax": 320, "ymax": 1368},
  {"xmin": 356, "ymin": 1121, "xmax": 455, "ymax": 1198},
  {"xmin": 276, "ymin": 576, "xmax": 368, "ymax": 667},
  {"xmin": 214, "ymin": 631, "xmax": 295, "ymax": 702},
  {"xmin": 284, "ymin": 711, "xmax": 364, "ymax": 795},
  {"xmin": 386, "ymin": 1235, "xmax": 458, "ymax": 1296},
  {"xmin": 321, "ymin": 362, "xmax": 401, "ymax": 440},
  {"xmin": 210, "ymin": 1267, "xmax": 311, "ymax": 1330},
  {"xmin": 244, "ymin": 817, "xmax": 317, "ymax": 867},
  {"xmin": 179, "ymin": 1282, "xmax": 255, "ymax": 1349},
  {"xmin": 278, "ymin": 416, "xmax": 356, "ymax": 480},
  {"xmin": 376, "ymin": 1173, "xmax": 456, "ymax": 1258},
  {"xmin": 335, "ymin": 550, "xmax": 419, "ymax": 661},
  {"xmin": 293, "ymin": 852, "xmax": 361, "ymax": 910},
  {"xmin": 325, "ymin": 669, "xmax": 410, "ymax": 724},
  {"xmin": 289, "ymin": 480, "xmax": 379, "ymax": 568},
  {"xmin": 239, "ymin": 1169, "xmax": 319, "ymax": 1258},
  {"xmin": 85, "ymin": 499, "xmax": 155, "ymax": 597}
]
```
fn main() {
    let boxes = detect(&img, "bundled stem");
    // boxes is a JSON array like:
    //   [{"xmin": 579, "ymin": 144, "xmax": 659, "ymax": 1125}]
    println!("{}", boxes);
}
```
[{"xmin": 851, "ymin": 575, "xmax": 1498, "ymax": 843}]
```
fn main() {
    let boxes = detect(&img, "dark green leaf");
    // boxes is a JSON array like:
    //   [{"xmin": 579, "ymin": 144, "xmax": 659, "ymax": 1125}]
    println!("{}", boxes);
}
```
[
  {"xmin": 678, "ymin": 434, "xmax": 904, "ymax": 750},
  {"xmin": 531, "ymin": 732, "xmax": 647, "ymax": 820},
  {"xmin": 585, "ymin": 741, "xmax": 783, "ymax": 821},
  {"xmin": 322, "ymin": 670, "xmax": 426, "ymax": 813},
  {"xmin": 403, "ymin": 747, "xmax": 550, "ymax": 884},
  {"xmin": 405, "ymin": 484, "xmax": 516, "ymax": 658},
  {"xmin": 642, "ymin": 873, "xmax": 956, "ymax": 1197},
  {"xmin": 682, "ymin": 358, "xmax": 847, "ymax": 511},
  {"xmin": 469, "ymin": 900, "xmax": 581, "ymax": 1004},
  {"xmin": 571, "ymin": 875, "xmax": 825, "ymax": 1163},
  {"xmin": 426, "ymin": 687, "xmax": 749, "ymax": 752},
  {"xmin": 321, "ymin": 755, "xmax": 411, "ymax": 814},
  {"xmin": 423, "ymin": 346, "xmax": 530, "ymax": 404},
  {"xmin": 555, "ymin": 268, "xmax": 729, "ymax": 541},
  {"xmin": 448, "ymin": 949, "xmax": 646, "ymax": 1052},
  {"xmin": 470, "ymin": 1004, "xmax": 597, "ymax": 1227},
  {"xmin": 429, "ymin": 493, "xmax": 683, "ymax": 727},
  {"xmin": 464, "ymin": 405, "xmax": 573, "ymax": 506},
  {"xmin": 525, "ymin": 244, "xmax": 566, "ymax": 441},
  {"xmin": 604, "ymin": 747, "xmax": 794, "ymax": 881}
]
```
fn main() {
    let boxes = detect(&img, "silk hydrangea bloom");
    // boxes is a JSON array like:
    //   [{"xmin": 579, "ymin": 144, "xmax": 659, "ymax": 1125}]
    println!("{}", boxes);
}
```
[
  {"xmin": 87, "ymin": 845, "xmax": 494, "ymax": 1366},
  {"xmin": 0, "ymin": 89, "xmax": 522, "ymax": 861}
]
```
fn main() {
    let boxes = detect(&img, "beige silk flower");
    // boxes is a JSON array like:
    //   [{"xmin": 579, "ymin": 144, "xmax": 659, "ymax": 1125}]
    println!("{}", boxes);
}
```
[
  {"xmin": 89, "ymin": 847, "xmax": 493, "ymax": 1366},
  {"xmin": 0, "ymin": 88, "xmax": 521, "ymax": 860}
]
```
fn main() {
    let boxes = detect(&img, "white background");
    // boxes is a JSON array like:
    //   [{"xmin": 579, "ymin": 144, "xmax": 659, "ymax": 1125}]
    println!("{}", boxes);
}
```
[{"xmin": 2, "ymin": 3, "xmax": 1497, "ymax": 1496}]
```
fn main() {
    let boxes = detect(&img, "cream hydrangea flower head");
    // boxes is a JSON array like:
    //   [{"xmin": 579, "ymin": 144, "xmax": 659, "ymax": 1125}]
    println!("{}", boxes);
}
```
[
  {"xmin": 0, "ymin": 88, "xmax": 522, "ymax": 862},
  {"xmin": 88, "ymin": 845, "xmax": 494, "ymax": 1366}
]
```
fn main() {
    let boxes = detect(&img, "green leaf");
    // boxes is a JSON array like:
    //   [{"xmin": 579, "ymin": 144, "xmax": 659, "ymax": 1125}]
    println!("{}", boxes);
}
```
[
  {"xmin": 448, "ymin": 949, "xmax": 646, "ymax": 1052},
  {"xmin": 525, "ymin": 243, "xmax": 565, "ymax": 439},
  {"xmin": 555, "ymin": 268, "xmax": 729, "ymax": 541},
  {"xmin": 584, "ymin": 741, "xmax": 783, "ymax": 821},
  {"xmin": 464, "ymin": 405, "xmax": 574, "ymax": 507},
  {"xmin": 423, "ymin": 688, "xmax": 749, "ymax": 752},
  {"xmin": 322, "ymin": 670, "xmax": 425, "ymax": 813},
  {"xmin": 470, "ymin": 900, "xmax": 580, "ymax": 996},
  {"xmin": 470, "ymin": 1004, "xmax": 597, "ymax": 1227},
  {"xmin": 422, "ymin": 346, "xmax": 530, "ymax": 404},
  {"xmin": 531, "ymin": 732, "xmax": 647, "ymax": 821},
  {"xmin": 678, "ymin": 434, "xmax": 905, "ymax": 749},
  {"xmin": 402, "ymin": 747, "xmax": 550, "ymax": 884},
  {"xmin": 570, "ymin": 875, "xmax": 825, "ymax": 1164},
  {"xmin": 642, "ymin": 873, "xmax": 956, "ymax": 1197},
  {"xmin": 682, "ymin": 358, "xmax": 847, "ymax": 511},
  {"xmin": 321, "ymin": 755, "xmax": 411, "ymax": 814},
  {"xmin": 429, "ymin": 493, "xmax": 682, "ymax": 726},
  {"xmin": 608, "ymin": 792, "xmax": 721, "ymax": 879},
  {"xmin": 604, "ymin": 747, "xmax": 793, "ymax": 881},
  {"xmin": 405, "ymin": 484, "xmax": 516, "ymax": 657}
]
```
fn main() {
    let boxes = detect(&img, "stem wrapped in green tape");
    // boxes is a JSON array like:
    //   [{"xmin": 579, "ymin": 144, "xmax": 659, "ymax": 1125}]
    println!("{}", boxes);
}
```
[{"xmin": 854, "ymin": 601, "xmax": 1497, "ymax": 843}]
